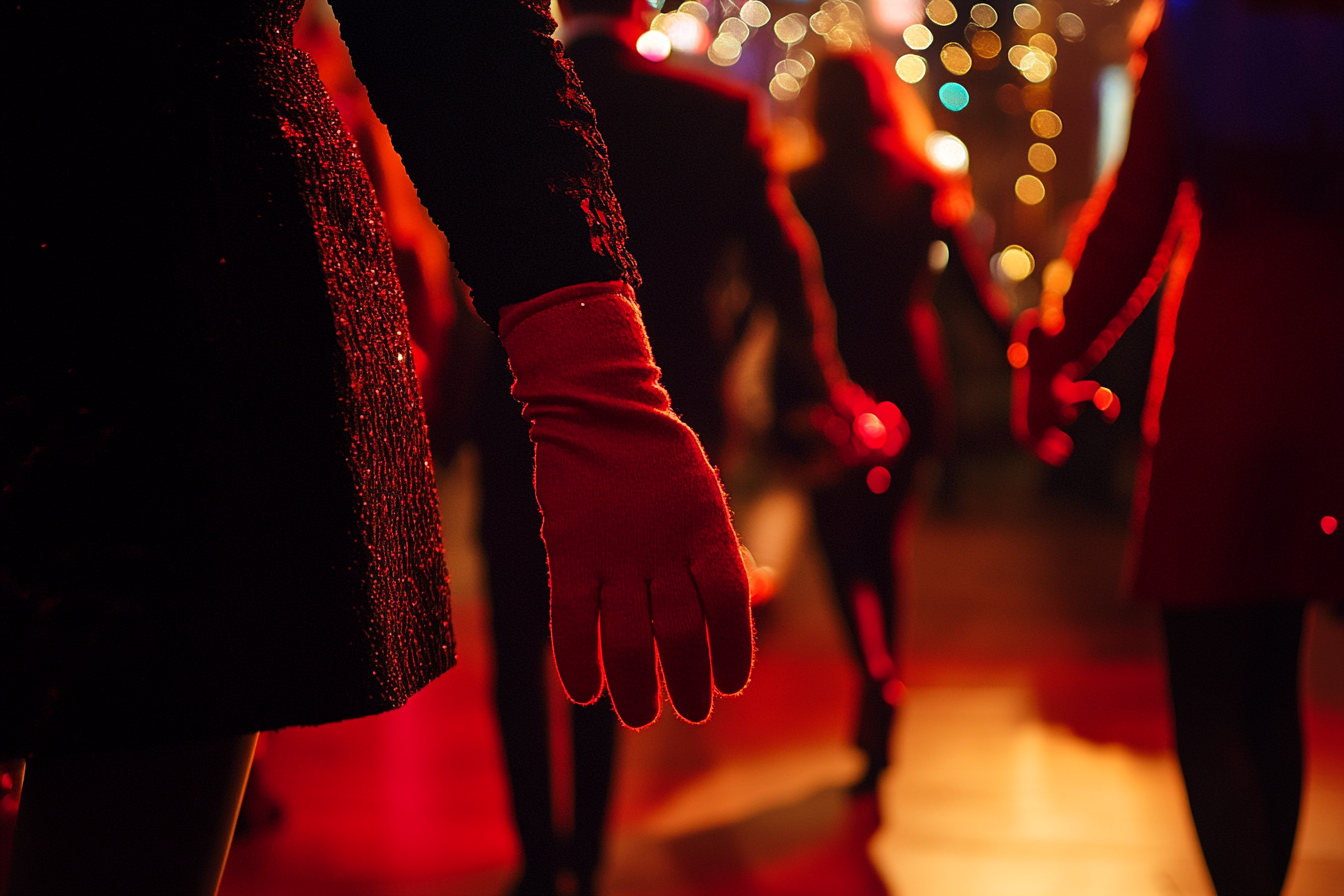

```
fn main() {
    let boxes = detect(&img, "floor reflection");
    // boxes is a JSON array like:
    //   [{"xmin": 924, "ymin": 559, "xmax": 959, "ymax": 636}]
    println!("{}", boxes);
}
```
[{"xmin": 216, "ymin": 451, "xmax": 1344, "ymax": 895}]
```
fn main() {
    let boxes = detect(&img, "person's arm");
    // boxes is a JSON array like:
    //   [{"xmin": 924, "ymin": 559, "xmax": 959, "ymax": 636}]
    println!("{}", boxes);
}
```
[
  {"xmin": 331, "ymin": 1, "xmax": 752, "ymax": 728},
  {"xmin": 1014, "ymin": 25, "xmax": 1186, "ymax": 462},
  {"xmin": 727, "ymin": 101, "xmax": 876, "ymax": 469}
]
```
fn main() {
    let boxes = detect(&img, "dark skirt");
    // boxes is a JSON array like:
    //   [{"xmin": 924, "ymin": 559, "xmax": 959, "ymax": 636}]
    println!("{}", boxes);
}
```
[{"xmin": 1, "ymin": 5, "xmax": 453, "ymax": 756}]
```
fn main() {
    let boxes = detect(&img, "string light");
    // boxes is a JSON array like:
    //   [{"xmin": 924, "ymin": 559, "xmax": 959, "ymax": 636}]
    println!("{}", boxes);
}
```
[
  {"xmin": 926, "ymin": 0, "xmax": 958, "ymax": 27},
  {"xmin": 904, "ymin": 23, "xmax": 933, "ymax": 50},
  {"xmin": 1013, "ymin": 3, "xmax": 1041, "ymax": 29},
  {"xmin": 939, "ymin": 82, "xmax": 971, "ymax": 111},
  {"xmin": 897, "ymin": 53, "xmax": 929, "ymax": 83}
]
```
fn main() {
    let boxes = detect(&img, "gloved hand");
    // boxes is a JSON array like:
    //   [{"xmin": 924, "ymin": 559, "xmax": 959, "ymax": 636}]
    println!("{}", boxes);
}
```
[
  {"xmin": 1009, "ymin": 308, "xmax": 1120, "ymax": 466},
  {"xmin": 499, "ymin": 281, "xmax": 754, "ymax": 728},
  {"xmin": 809, "ymin": 381, "xmax": 910, "ymax": 468}
]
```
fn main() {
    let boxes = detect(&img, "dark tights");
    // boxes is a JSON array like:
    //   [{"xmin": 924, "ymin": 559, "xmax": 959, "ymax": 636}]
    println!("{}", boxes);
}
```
[
  {"xmin": 810, "ymin": 461, "xmax": 914, "ymax": 790},
  {"xmin": 478, "ymin": 344, "xmax": 617, "ymax": 896},
  {"xmin": 1162, "ymin": 602, "xmax": 1306, "ymax": 896}
]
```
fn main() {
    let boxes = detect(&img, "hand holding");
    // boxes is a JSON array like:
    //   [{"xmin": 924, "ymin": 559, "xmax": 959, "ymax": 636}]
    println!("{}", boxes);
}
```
[{"xmin": 1009, "ymin": 308, "xmax": 1120, "ymax": 466}]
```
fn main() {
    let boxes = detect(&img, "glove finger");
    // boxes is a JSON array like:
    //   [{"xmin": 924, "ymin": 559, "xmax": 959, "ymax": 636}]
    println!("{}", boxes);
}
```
[
  {"xmin": 599, "ymin": 577, "xmax": 660, "ymax": 728},
  {"xmin": 690, "ymin": 549, "xmax": 753, "ymax": 697},
  {"xmin": 651, "ymin": 567, "xmax": 713, "ymax": 723},
  {"xmin": 550, "ymin": 569, "xmax": 603, "ymax": 704}
]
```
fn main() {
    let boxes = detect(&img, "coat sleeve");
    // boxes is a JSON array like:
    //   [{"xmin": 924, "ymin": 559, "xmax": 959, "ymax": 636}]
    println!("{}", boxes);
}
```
[{"xmin": 329, "ymin": 0, "xmax": 639, "ymax": 329}]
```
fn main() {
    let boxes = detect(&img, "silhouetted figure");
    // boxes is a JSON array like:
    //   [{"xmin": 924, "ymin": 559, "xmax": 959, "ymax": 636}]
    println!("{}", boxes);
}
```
[
  {"xmin": 792, "ymin": 52, "xmax": 1006, "ymax": 791},
  {"xmin": 1015, "ymin": 2, "xmax": 1343, "ymax": 892},
  {"xmin": 3, "ymin": 2, "xmax": 753, "ymax": 892}
]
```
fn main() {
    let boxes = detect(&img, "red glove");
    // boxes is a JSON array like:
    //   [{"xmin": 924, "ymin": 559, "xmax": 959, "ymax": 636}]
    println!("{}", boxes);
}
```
[
  {"xmin": 499, "ymin": 281, "xmax": 754, "ymax": 728},
  {"xmin": 1009, "ymin": 308, "xmax": 1120, "ymax": 466}
]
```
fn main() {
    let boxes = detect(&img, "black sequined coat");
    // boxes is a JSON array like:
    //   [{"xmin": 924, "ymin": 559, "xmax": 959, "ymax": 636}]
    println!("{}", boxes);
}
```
[{"xmin": 1, "ymin": 0, "xmax": 636, "ymax": 756}]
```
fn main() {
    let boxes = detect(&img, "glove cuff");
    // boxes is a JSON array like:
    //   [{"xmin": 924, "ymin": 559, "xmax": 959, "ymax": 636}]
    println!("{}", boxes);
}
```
[{"xmin": 498, "ymin": 280, "xmax": 635, "ymax": 342}]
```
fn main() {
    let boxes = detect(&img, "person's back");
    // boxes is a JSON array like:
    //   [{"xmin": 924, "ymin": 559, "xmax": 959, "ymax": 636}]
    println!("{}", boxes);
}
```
[
  {"xmin": 791, "ymin": 148, "xmax": 943, "ymax": 445},
  {"xmin": 561, "ymin": 15, "xmax": 828, "ymax": 453}
]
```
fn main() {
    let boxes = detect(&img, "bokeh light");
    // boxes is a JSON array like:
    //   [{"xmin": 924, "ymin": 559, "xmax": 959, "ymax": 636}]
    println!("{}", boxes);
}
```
[
  {"xmin": 928, "ymin": 239, "xmax": 950, "ymax": 271},
  {"xmin": 867, "ymin": 466, "xmax": 892, "ymax": 494},
  {"xmin": 1031, "ymin": 109, "xmax": 1063, "ymax": 138},
  {"xmin": 719, "ymin": 16, "xmax": 749, "ymax": 43},
  {"xmin": 939, "ymin": 81, "xmax": 970, "ymax": 111},
  {"xmin": 855, "ymin": 412, "xmax": 888, "ymax": 449},
  {"xmin": 1058, "ymin": 12, "xmax": 1086, "ymax": 41},
  {"xmin": 740, "ymin": 0, "xmax": 771, "ymax": 28},
  {"xmin": 708, "ymin": 34, "xmax": 742, "ymax": 65},
  {"xmin": 775, "ymin": 12, "xmax": 809, "ymax": 44},
  {"xmin": 1013, "ymin": 3, "xmax": 1041, "ymax": 29},
  {"xmin": 999, "ymin": 245, "xmax": 1035, "ymax": 280},
  {"xmin": 1323, "ymin": 516, "xmax": 1339, "ymax": 535},
  {"xmin": 904, "ymin": 23, "xmax": 934, "ymax": 49},
  {"xmin": 896, "ymin": 53, "xmax": 929, "ymax": 83},
  {"xmin": 1007, "ymin": 342, "xmax": 1029, "ymax": 368},
  {"xmin": 793, "ymin": 49, "xmax": 817, "ymax": 73},
  {"xmin": 969, "ymin": 29, "xmax": 1002, "ymax": 58},
  {"xmin": 777, "ymin": 58, "xmax": 808, "ymax": 79},
  {"xmin": 1015, "ymin": 174, "xmax": 1046, "ymax": 204},
  {"xmin": 926, "ymin": 131, "xmax": 970, "ymax": 172},
  {"xmin": 997, "ymin": 83, "xmax": 1025, "ymax": 114},
  {"xmin": 657, "ymin": 10, "xmax": 707, "ymax": 53},
  {"xmin": 1021, "ymin": 83, "xmax": 1052, "ymax": 110},
  {"xmin": 970, "ymin": 2, "xmax": 998, "ymax": 27},
  {"xmin": 636, "ymin": 30, "xmax": 672, "ymax": 61},
  {"xmin": 811, "ymin": 0, "xmax": 870, "ymax": 51},
  {"xmin": 1028, "ymin": 142, "xmax": 1057, "ymax": 171},
  {"xmin": 770, "ymin": 72, "xmax": 802, "ymax": 100},
  {"xmin": 941, "ymin": 42, "xmax": 973, "ymax": 76},
  {"xmin": 1042, "ymin": 258, "xmax": 1073, "ymax": 294},
  {"xmin": 1019, "ymin": 51, "xmax": 1054, "ymax": 83},
  {"xmin": 1007, "ymin": 45, "xmax": 1030, "ymax": 68},
  {"xmin": 926, "ymin": 0, "xmax": 958, "ymax": 27},
  {"xmin": 679, "ymin": 1, "xmax": 708, "ymax": 22},
  {"xmin": 1028, "ymin": 33, "xmax": 1059, "ymax": 56}
]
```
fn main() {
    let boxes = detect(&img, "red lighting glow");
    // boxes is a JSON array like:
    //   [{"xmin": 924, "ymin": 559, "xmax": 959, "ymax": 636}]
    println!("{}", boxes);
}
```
[
  {"xmin": 1007, "ymin": 342, "xmax": 1029, "ymax": 368},
  {"xmin": 1323, "ymin": 516, "xmax": 1338, "ymax": 535},
  {"xmin": 866, "ymin": 466, "xmax": 892, "ymax": 494},
  {"xmin": 855, "ymin": 412, "xmax": 888, "ymax": 449}
]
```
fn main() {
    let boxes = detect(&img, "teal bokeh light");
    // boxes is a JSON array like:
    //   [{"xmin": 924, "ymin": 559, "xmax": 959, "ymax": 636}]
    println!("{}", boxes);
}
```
[{"xmin": 939, "ymin": 82, "xmax": 970, "ymax": 111}]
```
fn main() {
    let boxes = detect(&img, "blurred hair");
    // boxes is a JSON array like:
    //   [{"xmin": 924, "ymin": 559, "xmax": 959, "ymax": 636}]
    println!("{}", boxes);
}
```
[
  {"xmin": 812, "ymin": 53, "xmax": 940, "ymax": 181},
  {"xmin": 809, "ymin": 51, "xmax": 979, "ymax": 226},
  {"xmin": 812, "ymin": 53, "xmax": 895, "ymax": 145}
]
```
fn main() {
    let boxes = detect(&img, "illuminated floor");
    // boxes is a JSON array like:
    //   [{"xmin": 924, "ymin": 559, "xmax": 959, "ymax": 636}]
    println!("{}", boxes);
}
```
[{"xmin": 214, "ymin": 452, "xmax": 1344, "ymax": 896}]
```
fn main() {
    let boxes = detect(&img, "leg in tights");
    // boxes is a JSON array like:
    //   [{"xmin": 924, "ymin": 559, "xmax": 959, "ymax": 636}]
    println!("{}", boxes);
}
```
[
  {"xmin": 1163, "ymin": 602, "xmax": 1306, "ymax": 896},
  {"xmin": 570, "ymin": 698, "xmax": 616, "ymax": 896},
  {"xmin": 7, "ymin": 732, "xmax": 257, "ymax": 896},
  {"xmin": 478, "ymin": 342, "xmax": 616, "ymax": 895},
  {"xmin": 810, "ymin": 460, "xmax": 914, "ymax": 790}
]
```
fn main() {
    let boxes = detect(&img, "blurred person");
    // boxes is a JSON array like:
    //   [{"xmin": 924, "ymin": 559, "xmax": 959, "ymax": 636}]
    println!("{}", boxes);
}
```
[
  {"xmin": 791, "ymin": 52, "xmax": 1009, "ymax": 792},
  {"xmin": 1013, "ymin": 1, "xmax": 1344, "ymax": 892},
  {"xmin": 1, "ymin": 2, "xmax": 753, "ymax": 893},
  {"xmin": 464, "ymin": 1, "xmax": 852, "ymax": 891}
]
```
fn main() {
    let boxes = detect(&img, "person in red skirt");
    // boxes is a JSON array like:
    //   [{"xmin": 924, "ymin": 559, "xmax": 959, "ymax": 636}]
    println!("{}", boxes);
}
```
[{"xmin": 1014, "ymin": 2, "xmax": 1343, "ymax": 892}]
